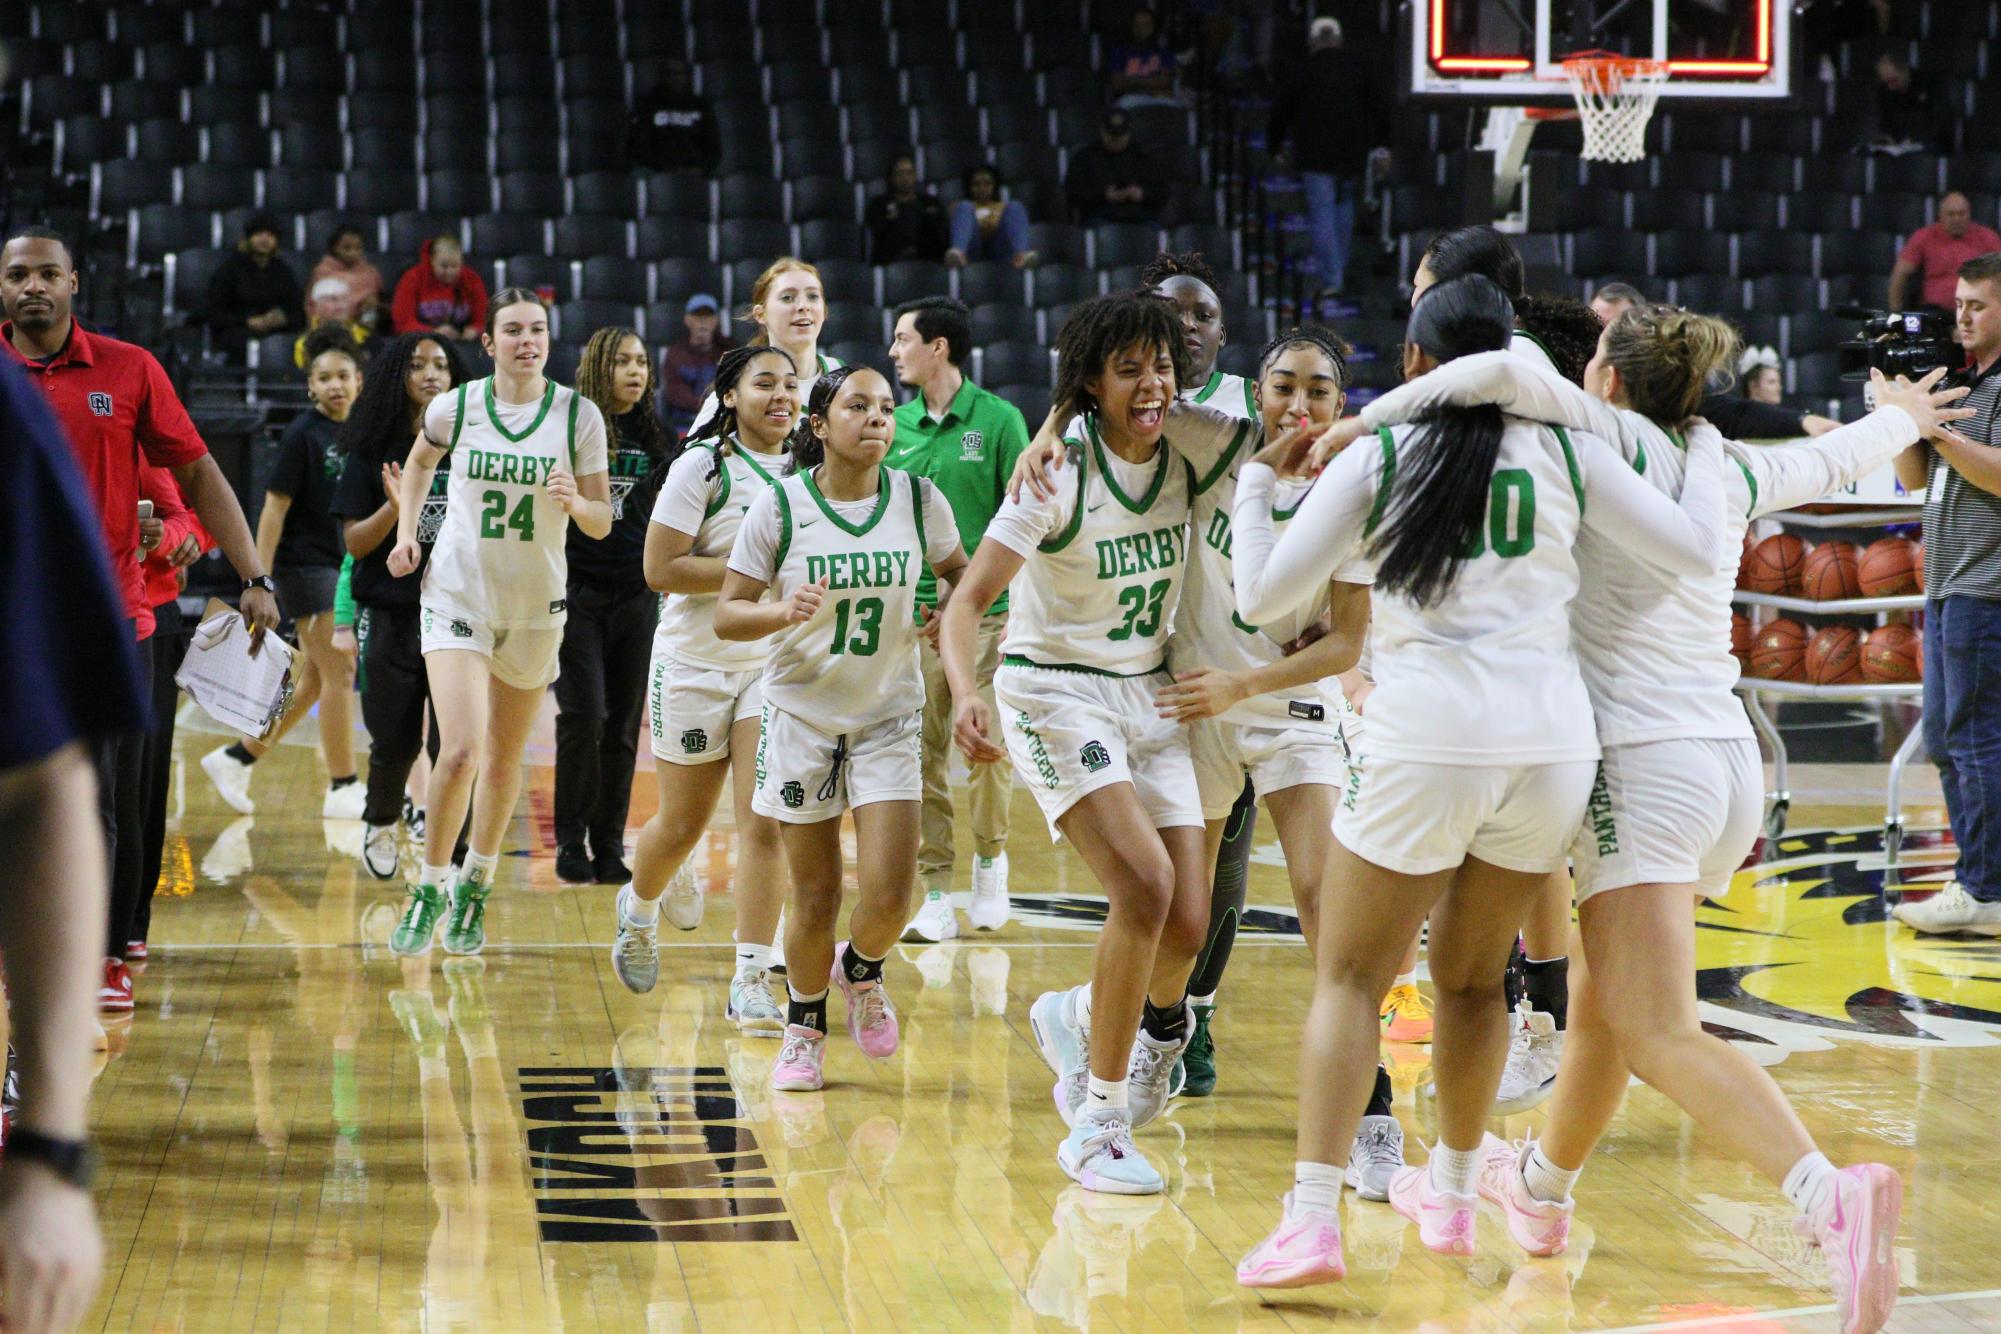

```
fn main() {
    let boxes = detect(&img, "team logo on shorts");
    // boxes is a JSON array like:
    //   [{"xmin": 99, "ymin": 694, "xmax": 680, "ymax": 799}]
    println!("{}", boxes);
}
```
[
  {"xmin": 1585, "ymin": 763, "xmax": 1618, "ymax": 856},
  {"xmin": 780, "ymin": 780, "xmax": 805, "ymax": 809},
  {"xmin": 958, "ymin": 430, "xmax": 985, "ymax": 460},
  {"xmin": 88, "ymin": 392, "xmax": 114, "ymax": 417},
  {"xmin": 549, "ymin": 599, "xmax": 567, "ymax": 615},
  {"xmin": 680, "ymin": 728, "xmax": 708, "ymax": 754},
  {"xmin": 1080, "ymin": 741, "xmax": 1111, "ymax": 773},
  {"xmin": 451, "ymin": 619, "xmax": 472, "ymax": 638}
]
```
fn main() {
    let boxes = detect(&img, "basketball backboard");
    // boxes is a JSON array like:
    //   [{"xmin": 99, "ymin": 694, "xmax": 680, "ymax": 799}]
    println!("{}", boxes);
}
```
[{"xmin": 1408, "ymin": 0, "xmax": 1796, "ymax": 102}]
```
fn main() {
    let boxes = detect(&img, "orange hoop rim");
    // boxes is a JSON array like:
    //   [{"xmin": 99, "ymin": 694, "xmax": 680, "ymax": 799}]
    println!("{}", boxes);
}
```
[{"xmin": 1560, "ymin": 53, "xmax": 1672, "ymax": 90}]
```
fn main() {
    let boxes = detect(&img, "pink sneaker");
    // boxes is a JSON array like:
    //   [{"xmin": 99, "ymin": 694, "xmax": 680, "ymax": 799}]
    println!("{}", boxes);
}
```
[
  {"xmin": 830, "ymin": 942, "xmax": 900, "ymax": 1059},
  {"xmin": 1806, "ymin": 1163, "xmax": 1902, "ymax": 1334},
  {"xmin": 1237, "ymin": 1194, "xmax": 1345, "ymax": 1288},
  {"xmin": 1475, "ymin": 1133, "xmax": 1572, "ymax": 1257},
  {"xmin": 1388, "ymin": 1164, "xmax": 1476, "ymax": 1256},
  {"xmin": 770, "ymin": 1025, "xmax": 826, "ymax": 1091}
]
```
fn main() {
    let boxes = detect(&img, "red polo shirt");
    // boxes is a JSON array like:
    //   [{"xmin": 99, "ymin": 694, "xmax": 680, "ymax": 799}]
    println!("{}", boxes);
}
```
[
  {"xmin": 1899, "ymin": 220, "xmax": 2001, "ymax": 310},
  {"xmin": 2, "ymin": 321, "xmax": 209, "ymax": 638}
]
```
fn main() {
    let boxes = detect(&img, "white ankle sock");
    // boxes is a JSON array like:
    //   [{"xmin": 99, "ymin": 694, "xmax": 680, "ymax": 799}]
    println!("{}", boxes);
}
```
[
  {"xmin": 1783, "ymin": 1151, "xmax": 1837, "ymax": 1218},
  {"xmin": 460, "ymin": 850, "xmax": 499, "ymax": 890},
  {"xmin": 622, "ymin": 884, "xmax": 659, "ymax": 926},
  {"xmin": 736, "ymin": 940, "xmax": 773, "ymax": 971},
  {"xmin": 1075, "ymin": 981, "xmax": 1092, "ymax": 1028},
  {"xmin": 1524, "ymin": 1143, "xmax": 1580, "ymax": 1204},
  {"xmin": 1190, "ymin": 990, "xmax": 1216, "ymax": 1008},
  {"xmin": 1393, "ymin": 969, "xmax": 1417, "ymax": 989},
  {"xmin": 421, "ymin": 862, "xmax": 453, "ymax": 891},
  {"xmin": 1291, "ymin": 1160, "xmax": 1344, "ymax": 1216},
  {"xmin": 1085, "ymin": 1075, "xmax": 1127, "ymax": 1111},
  {"xmin": 1429, "ymin": 1143, "xmax": 1480, "ymax": 1197}
]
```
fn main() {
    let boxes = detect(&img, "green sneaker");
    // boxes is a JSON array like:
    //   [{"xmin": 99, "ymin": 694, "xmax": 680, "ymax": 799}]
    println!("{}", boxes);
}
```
[
  {"xmin": 441, "ymin": 877, "xmax": 490, "ymax": 956},
  {"xmin": 389, "ymin": 882, "xmax": 447, "ymax": 957},
  {"xmin": 1180, "ymin": 1004, "xmax": 1217, "ymax": 1098}
]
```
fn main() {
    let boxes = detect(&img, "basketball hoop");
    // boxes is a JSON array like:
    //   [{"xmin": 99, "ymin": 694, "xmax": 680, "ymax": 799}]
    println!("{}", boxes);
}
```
[{"xmin": 1559, "ymin": 53, "xmax": 1670, "ymax": 163}]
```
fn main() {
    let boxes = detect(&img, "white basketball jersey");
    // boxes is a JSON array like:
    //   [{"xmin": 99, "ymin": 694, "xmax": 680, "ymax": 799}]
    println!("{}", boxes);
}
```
[
  {"xmin": 1186, "ymin": 368, "xmax": 1258, "ymax": 422},
  {"xmin": 650, "ymin": 438, "xmax": 788, "ymax": 671},
  {"xmin": 423, "ymin": 378, "xmax": 607, "ymax": 628},
  {"xmin": 730, "ymin": 467, "xmax": 959, "ymax": 733},
  {"xmin": 985, "ymin": 415, "xmax": 1195, "ymax": 677}
]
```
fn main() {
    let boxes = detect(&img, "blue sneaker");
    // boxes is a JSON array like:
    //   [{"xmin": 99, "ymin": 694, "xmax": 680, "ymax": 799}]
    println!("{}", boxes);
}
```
[
  {"xmin": 1057, "ymin": 1110, "xmax": 1162, "ymax": 1195},
  {"xmin": 1029, "ymin": 986, "xmax": 1091, "ymax": 1124}
]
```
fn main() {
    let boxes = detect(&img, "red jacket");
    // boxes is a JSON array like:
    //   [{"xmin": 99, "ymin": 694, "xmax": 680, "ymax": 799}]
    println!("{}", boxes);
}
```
[
  {"xmin": 140, "ymin": 465, "xmax": 213, "ymax": 619},
  {"xmin": 391, "ymin": 239, "xmax": 489, "ymax": 334}
]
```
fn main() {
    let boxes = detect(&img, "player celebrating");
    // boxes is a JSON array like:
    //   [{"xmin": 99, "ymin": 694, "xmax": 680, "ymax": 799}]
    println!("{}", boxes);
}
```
[
  {"xmin": 1331, "ymin": 309, "xmax": 1965, "ymax": 1333},
  {"xmin": 609, "ymin": 346, "xmax": 798, "ymax": 1035},
  {"xmin": 715, "ymin": 366, "xmax": 967, "ymax": 1092},
  {"xmin": 385, "ymin": 289, "xmax": 612, "ymax": 957},
  {"xmin": 1229, "ymin": 275, "xmax": 1731, "ymax": 1286},
  {"xmin": 943, "ymin": 293, "xmax": 1211, "ymax": 1196}
]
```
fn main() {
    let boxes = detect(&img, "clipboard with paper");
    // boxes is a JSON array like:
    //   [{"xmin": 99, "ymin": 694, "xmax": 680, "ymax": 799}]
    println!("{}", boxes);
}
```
[{"xmin": 174, "ymin": 598, "xmax": 296, "ymax": 740}]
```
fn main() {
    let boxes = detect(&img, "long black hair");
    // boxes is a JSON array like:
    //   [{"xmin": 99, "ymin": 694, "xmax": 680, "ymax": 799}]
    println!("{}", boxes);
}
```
[
  {"xmin": 1420, "ymin": 225, "xmax": 1600, "ymax": 385},
  {"xmin": 337, "ymin": 331, "xmax": 468, "ymax": 466},
  {"xmin": 677, "ymin": 343, "xmax": 798, "ymax": 477},
  {"xmin": 1050, "ymin": 292, "xmax": 1191, "ymax": 424},
  {"xmin": 788, "ymin": 364, "xmax": 860, "ymax": 474},
  {"xmin": 1367, "ymin": 274, "xmax": 1516, "ymax": 608}
]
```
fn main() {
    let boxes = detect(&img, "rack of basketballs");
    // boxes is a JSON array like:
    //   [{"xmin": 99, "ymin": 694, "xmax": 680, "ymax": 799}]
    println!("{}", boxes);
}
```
[{"xmin": 1729, "ymin": 510, "xmax": 1927, "ymax": 853}]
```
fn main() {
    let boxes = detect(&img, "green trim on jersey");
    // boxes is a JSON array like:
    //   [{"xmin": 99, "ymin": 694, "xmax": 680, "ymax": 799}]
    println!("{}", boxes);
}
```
[
  {"xmin": 802, "ymin": 466, "xmax": 893, "ymax": 536},
  {"xmin": 1272, "ymin": 489, "xmax": 1307, "ymax": 521},
  {"xmin": 1516, "ymin": 328, "xmax": 1558, "ymax": 367},
  {"xmin": 564, "ymin": 388, "xmax": 580, "ymax": 470},
  {"xmin": 1085, "ymin": 415, "xmax": 1170, "ymax": 514},
  {"xmin": 771, "ymin": 481, "xmax": 795, "ymax": 574},
  {"xmin": 699, "ymin": 444, "xmax": 731, "ymax": 521},
  {"xmin": 483, "ymin": 378, "xmax": 557, "ymax": 443},
  {"xmin": 1191, "ymin": 419, "xmax": 1253, "ymax": 496},
  {"xmin": 448, "ymin": 383, "xmax": 469, "ymax": 449},
  {"xmin": 1191, "ymin": 369, "xmax": 1224, "ymax": 403},
  {"xmin": 909, "ymin": 473, "xmax": 928, "ymax": 554},
  {"xmin": 1243, "ymin": 377, "xmax": 1257, "ymax": 420},
  {"xmin": 1553, "ymin": 425, "xmax": 1586, "ymax": 513},
  {"xmin": 1039, "ymin": 441, "xmax": 1089, "ymax": 553},
  {"xmin": 1362, "ymin": 427, "xmax": 1397, "ymax": 538},
  {"xmin": 1735, "ymin": 457, "xmax": 1758, "ymax": 514},
  {"xmin": 735, "ymin": 441, "xmax": 784, "ymax": 485},
  {"xmin": 1002, "ymin": 654, "xmax": 1165, "ymax": 679}
]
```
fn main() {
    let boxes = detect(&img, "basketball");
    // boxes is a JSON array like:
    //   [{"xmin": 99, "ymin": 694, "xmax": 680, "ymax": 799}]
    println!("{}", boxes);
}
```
[
  {"xmin": 1858, "ymin": 537, "xmax": 1921, "ymax": 597},
  {"xmin": 1805, "ymin": 625, "xmax": 1863, "ymax": 685},
  {"xmin": 1740, "ymin": 534, "xmax": 1809, "ymax": 596},
  {"xmin": 1801, "ymin": 541, "xmax": 1860, "ymax": 601},
  {"xmin": 1730, "ymin": 611, "xmax": 1752, "ymax": 669},
  {"xmin": 1862, "ymin": 623, "xmax": 1923, "ymax": 682},
  {"xmin": 1748, "ymin": 618, "xmax": 1809, "ymax": 680}
]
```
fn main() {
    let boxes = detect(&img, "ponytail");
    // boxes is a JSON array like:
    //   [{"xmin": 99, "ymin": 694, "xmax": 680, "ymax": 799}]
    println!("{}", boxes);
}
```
[
  {"xmin": 1603, "ymin": 303, "xmax": 1740, "ymax": 425},
  {"xmin": 1368, "ymin": 274, "xmax": 1517, "ymax": 607},
  {"xmin": 681, "ymin": 345, "xmax": 796, "ymax": 477}
]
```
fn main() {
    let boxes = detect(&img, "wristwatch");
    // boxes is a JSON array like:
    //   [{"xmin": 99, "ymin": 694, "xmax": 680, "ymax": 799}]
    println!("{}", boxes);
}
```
[
  {"xmin": 242, "ymin": 574, "xmax": 277, "ymax": 595},
  {"xmin": 3, "ymin": 1130, "xmax": 99, "ymax": 1188}
]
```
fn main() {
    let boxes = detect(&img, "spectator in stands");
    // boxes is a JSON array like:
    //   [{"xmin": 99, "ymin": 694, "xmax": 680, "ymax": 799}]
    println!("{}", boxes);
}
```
[
  {"xmin": 204, "ymin": 213, "xmax": 302, "ymax": 360},
  {"xmin": 658, "ymin": 293, "xmax": 733, "ymax": 437},
  {"xmin": 1268, "ymin": 17, "xmax": 1384, "ymax": 300},
  {"xmin": 945, "ymin": 165, "xmax": 1037, "ymax": 270},
  {"xmin": 1890, "ymin": 192, "xmax": 2001, "ymax": 317},
  {"xmin": 1589, "ymin": 280, "xmax": 1839, "ymax": 437},
  {"xmin": 310, "ymin": 225, "xmax": 383, "ymax": 332},
  {"xmin": 391, "ymin": 236, "xmax": 487, "ymax": 340},
  {"xmin": 1869, "ymin": 50, "xmax": 1948, "ymax": 152},
  {"xmin": 1106, "ymin": 8, "xmax": 1181, "ymax": 108},
  {"xmin": 629, "ymin": 56, "xmax": 720, "ymax": 177},
  {"xmin": 293, "ymin": 277, "xmax": 370, "ymax": 368},
  {"xmin": 865, "ymin": 152, "xmax": 950, "ymax": 266},
  {"xmin": 1064, "ymin": 109, "xmax": 1168, "ymax": 227},
  {"xmin": 1739, "ymin": 345, "xmax": 1786, "ymax": 405}
]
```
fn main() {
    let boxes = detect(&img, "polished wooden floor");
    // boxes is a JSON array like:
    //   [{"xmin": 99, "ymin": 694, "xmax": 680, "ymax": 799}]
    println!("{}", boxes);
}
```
[{"xmin": 82, "ymin": 701, "xmax": 2001, "ymax": 1331}]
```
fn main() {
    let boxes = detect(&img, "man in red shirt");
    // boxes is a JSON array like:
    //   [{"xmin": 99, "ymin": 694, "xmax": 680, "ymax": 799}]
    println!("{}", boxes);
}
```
[
  {"xmin": 0, "ymin": 227, "xmax": 278, "ymax": 1013},
  {"xmin": 1890, "ymin": 192, "xmax": 2001, "ymax": 316}
]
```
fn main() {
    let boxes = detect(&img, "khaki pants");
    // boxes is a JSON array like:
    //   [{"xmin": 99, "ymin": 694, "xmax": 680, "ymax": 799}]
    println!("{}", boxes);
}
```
[{"xmin": 919, "ymin": 612, "xmax": 1013, "ymax": 893}]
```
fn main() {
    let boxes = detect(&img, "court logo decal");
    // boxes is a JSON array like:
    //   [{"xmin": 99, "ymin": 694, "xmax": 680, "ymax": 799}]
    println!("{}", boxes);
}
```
[{"xmin": 519, "ymin": 1066, "xmax": 795, "ymax": 1242}]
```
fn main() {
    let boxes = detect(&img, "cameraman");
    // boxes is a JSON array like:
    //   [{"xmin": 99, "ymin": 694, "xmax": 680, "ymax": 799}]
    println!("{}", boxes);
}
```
[{"xmin": 1893, "ymin": 252, "xmax": 2001, "ymax": 935}]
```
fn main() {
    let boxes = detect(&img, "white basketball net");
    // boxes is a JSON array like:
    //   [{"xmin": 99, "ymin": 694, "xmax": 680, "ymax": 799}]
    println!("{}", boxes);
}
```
[{"xmin": 1563, "ymin": 57, "xmax": 1670, "ymax": 162}]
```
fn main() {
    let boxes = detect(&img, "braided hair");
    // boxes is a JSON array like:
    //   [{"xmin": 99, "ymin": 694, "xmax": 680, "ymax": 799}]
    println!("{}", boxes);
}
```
[
  {"xmin": 1138, "ymin": 250, "xmax": 1219, "ymax": 291},
  {"xmin": 1050, "ymin": 293, "xmax": 1191, "ymax": 426},
  {"xmin": 679, "ymin": 344, "xmax": 798, "ymax": 477},
  {"xmin": 576, "ymin": 325, "xmax": 673, "ymax": 506},
  {"xmin": 789, "ymin": 364, "xmax": 860, "ymax": 474}
]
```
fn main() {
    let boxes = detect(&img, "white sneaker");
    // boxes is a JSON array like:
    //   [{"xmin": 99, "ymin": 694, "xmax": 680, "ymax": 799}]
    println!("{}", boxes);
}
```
[
  {"xmin": 1891, "ymin": 881, "xmax": 2001, "ymax": 936},
  {"xmin": 322, "ymin": 782, "xmax": 366, "ymax": 821},
  {"xmin": 904, "ymin": 890, "xmax": 960, "ymax": 942},
  {"xmin": 661, "ymin": 857, "xmax": 703, "ymax": 931},
  {"xmin": 969, "ymin": 853, "xmax": 1010, "ymax": 930},
  {"xmin": 1345, "ymin": 1114, "xmax": 1406, "ymax": 1201},
  {"xmin": 201, "ymin": 748, "xmax": 255, "ymax": 814},
  {"xmin": 1126, "ymin": 1015, "xmax": 1190, "ymax": 1129},
  {"xmin": 361, "ymin": 822, "xmax": 401, "ymax": 879},
  {"xmin": 1493, "ymin": 1005, "xmax": 1563, "ymax": 1115}
]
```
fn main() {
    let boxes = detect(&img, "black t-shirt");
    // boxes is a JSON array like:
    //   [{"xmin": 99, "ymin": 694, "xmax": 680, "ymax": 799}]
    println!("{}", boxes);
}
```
[
  {"xmin": 330, "ymin": 436, "xmax": 453, "ymax": 608},
  {"xmin": 267, "ymin": 409, "xmax": 346, "ymax": 571},
  {"xmin": 566, "ymin": 407, "xmax": 664, "ymax": 592}
]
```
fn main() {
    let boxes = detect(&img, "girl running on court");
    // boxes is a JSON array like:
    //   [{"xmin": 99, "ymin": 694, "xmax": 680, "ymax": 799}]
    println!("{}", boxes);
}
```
[
  {"xmin": 608, "ymin": 345, "xmax": 798, "ymax": 1037},
  {"xmin": 385, "ymin": 289, "xmax": 612, "ymax": 957},
  {"xmin": 1228, "ymin": 275, "xmax": 1730, "ymax": 1286},
  {"xmin": 943, "ymin": 293, "xmax": 1211, "ymax": 1196},
  {"xmin": 1329, "ymin": 309, "xmax": 1969, "ymax": 1333},
  {"xmin": 552, "ymin": 327, "xmax": 673, "ymax": 887},
  {"xmin": 688, "ymin": 258, "xmax": 841, "ymax": 436},
  {"xmin": 329, "ymin": 333, "xmax": 469, "ymax": 879},
  {"xmin": 201, "ymin": 328, "xmax": 367, "ymax": 821},
  {"xmin": 715, "ymin": 366, "xmax": 967, "ymax": 1091}
]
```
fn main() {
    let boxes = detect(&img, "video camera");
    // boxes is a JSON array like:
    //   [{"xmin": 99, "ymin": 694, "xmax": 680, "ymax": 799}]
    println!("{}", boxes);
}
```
[{"xmin": 1835, "ymin": 305, "xmax": 1960, "ymax": 381}]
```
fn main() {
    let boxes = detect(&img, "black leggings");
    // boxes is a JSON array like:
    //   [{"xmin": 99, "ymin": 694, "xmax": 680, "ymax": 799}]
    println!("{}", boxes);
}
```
[
  {"xmin": 358, "ymin": 602, "xmax": 467, "ymax": 856},
  {"xmin": 94, "ymin": 633, "xmax": 153, "ymax": 959},
  {"xmin": 552, "ymin": 582, "xmax": 657, "ymax": 853},
  {"xmin": 1188, "ymin": 777, "xmax": 1257, "ymax": 999},
  {"xmin": 134, "ymin": 599, "xmax": 193, "ymax": 944}
]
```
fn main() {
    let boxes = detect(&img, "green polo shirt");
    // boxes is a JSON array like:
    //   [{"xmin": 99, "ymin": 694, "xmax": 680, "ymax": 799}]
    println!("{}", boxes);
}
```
[{"xmin": 887, "ymin": 375, "xmax": 1030, "ymax": 612}]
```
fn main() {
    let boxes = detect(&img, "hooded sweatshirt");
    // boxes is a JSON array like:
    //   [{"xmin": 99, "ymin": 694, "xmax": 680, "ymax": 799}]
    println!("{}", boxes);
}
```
[{"xmin": 391, "ymin": 239, "xmax": 489, "ymax": 334}]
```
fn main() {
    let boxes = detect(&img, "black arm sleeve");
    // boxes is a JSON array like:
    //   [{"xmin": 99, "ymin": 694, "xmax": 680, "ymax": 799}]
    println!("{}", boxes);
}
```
[{"xmin": 1699, "ymin": 392, "xmax": 1808, "ymax": 440}]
